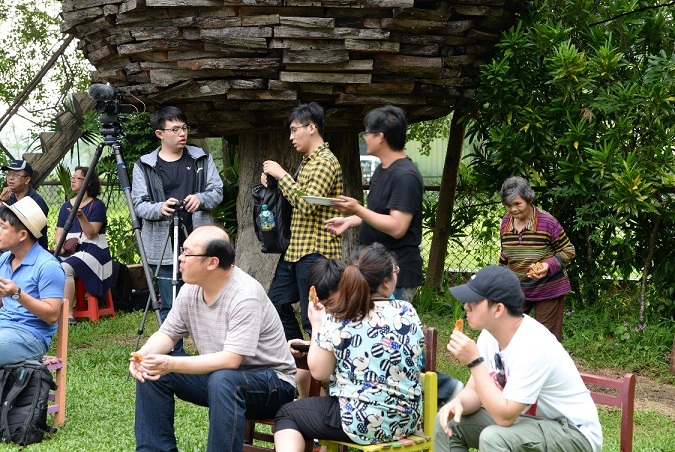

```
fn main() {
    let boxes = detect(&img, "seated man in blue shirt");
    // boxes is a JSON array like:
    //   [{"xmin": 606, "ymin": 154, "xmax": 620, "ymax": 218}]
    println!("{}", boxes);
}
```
[{"xmin": 0, "ymin": 197, "xmax": 65, "ymax": 367}]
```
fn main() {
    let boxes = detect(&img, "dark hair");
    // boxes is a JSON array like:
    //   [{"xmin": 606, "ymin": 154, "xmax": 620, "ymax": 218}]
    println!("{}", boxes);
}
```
[
  {"xmin": 0, "ymin": 205, "xmax": 34, "ymax": 240},
  {"xmin": 500, "ymin": 176, "xmax": 535, "ymax": 204},
  {"xmin": 74, "ymin": 166, "xmax": 101, "ymax": 198},
  {"xmin": 151, "ymin": 106, "xmax": 188, "ymax": 131},
  {"xmin": 487, "ymin": 299, "xmax": 524, "ymax": 317},
  {"xmin": 331, "ymin": 243, "xmax": 397, "ymax": 321},
  {"xmin": 363, "ymin": 105, "xmax": 408, "ymax": 151},
  {"xmin": 307, "ymin": 258, "xmax": 346, "ymax": 302},
  {"xmin": 288, "ymin": 102, "xmax": 325, "ymax": 138},
  {"xmin": 203, "ymin": 238, "xmax": 235, "ymax": 270}
]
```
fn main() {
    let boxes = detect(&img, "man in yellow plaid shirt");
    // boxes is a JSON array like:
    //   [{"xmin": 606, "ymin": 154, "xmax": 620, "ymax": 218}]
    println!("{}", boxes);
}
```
[{"xmin": 261, "ymin": 102, "xmax": 343, "ymax": 340}]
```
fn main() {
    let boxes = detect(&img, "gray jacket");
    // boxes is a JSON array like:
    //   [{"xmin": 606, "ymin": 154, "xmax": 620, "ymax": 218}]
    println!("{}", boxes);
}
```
[{"xmin": 131, "ymin": 145, "xmax": 224, "ymax": 265}]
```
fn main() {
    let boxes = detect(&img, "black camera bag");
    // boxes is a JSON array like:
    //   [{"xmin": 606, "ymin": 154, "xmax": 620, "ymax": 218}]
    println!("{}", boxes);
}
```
[{"xmin": 0, "ymin": 360, "xmax": 56, "ymax": 445}]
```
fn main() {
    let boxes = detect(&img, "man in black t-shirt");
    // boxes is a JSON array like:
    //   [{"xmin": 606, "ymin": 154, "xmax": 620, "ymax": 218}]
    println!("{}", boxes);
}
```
[
  {"xmin": 326, "ymin": 105, "xmax": 424, "ymax": 301},
  {"xmin": 131, "ymin": 106, "xmax": 223, "ymax": 333}
]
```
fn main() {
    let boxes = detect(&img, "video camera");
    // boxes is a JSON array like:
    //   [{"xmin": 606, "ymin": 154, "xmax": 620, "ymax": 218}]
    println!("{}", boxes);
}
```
[
  {"xmin": 87, "ymin": 83, "xmax": 132, "ymax": 138},
  {"xmin": 173, "ymin": 200, "xmax": 186, "ymax": 212}
]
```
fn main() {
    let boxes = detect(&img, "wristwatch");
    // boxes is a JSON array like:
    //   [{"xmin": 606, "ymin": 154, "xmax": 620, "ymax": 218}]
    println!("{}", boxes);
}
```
[{"xmin": 11, "ymin": 288, "xmax": 21, "ymax": 300}]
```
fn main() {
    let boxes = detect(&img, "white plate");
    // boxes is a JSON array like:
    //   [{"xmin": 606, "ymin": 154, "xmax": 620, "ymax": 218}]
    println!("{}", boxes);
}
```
[{"xmin": 301, "ymin": 196, "xmax": 343, "ymax": 206}]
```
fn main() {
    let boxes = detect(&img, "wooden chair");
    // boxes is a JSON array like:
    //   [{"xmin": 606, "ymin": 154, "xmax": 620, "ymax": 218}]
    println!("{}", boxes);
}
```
[
  {"xmin": 42, "ymin": 300, "xmax": 69, "ymax": 426},
  {"xmin": 580, "ymin": 372, "xmax": 636, "ymax": 452},
  {"xmin": 320, "ymin": 328, "xmax": 438, "ymax": 452},
  {"xmin": 72, "ymin": 277, "xmax": 115, "ymax": 321},
  {"xmin": 242, "ymin": 355, "xmax": 320, "ymax": 452}
]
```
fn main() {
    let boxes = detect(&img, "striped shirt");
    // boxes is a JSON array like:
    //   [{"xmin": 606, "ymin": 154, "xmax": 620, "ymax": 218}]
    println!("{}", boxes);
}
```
[
  {"xmin": 160, "ymin": 266, "xmax": 297, "ymax": 387},
  {"xmin": 278, "ymin": 143, "xmax": 343, "ymax": 262},
  {"xmin": 499, "ymin": 207, "xmax": 575, "ymax": 301}
]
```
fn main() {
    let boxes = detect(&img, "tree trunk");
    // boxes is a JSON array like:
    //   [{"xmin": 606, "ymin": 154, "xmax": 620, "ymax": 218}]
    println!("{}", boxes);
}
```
[
  {"xmin": 235, "ymin": 131, "xmax": 300, "ymax": 290},
  {"xmin": 325, "ymin": 130, "xmax": 362, "ymax": 259},
  {"xmin": 426, "ymin": 111, "xmax": 465, "ymax": 289},
  {"xmin": 640, "ymin": 212, "xmax": 661, "ymax": 321}
]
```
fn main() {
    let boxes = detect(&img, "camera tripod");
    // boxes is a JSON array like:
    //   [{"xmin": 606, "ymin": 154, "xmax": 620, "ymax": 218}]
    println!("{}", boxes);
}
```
[
  {"xmin": 53, "ymin": 134, "xmax": 162, "ymax": 327},
  {"xmin": 157, "ymin": 209, "xmax": 189, "ymax": 314}
]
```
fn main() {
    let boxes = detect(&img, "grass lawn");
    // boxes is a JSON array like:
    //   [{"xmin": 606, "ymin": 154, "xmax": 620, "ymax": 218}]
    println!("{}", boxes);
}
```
[{"xmin": 6, "ymin": 309, "xmax": 674, "ymax": 451}]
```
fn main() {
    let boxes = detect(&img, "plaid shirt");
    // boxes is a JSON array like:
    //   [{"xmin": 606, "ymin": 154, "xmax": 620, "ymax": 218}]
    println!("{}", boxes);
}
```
[{"xmin": 278, "ymin": 143, "xmax": 343, "ymax": 262}]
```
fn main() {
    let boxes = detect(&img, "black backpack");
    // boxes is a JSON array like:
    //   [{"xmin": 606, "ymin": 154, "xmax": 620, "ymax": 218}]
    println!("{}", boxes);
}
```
[
  {"xmin": 252, "ymin": 176, "xmax": 293, "ymax": 254},
  {"xmin": 0, "ymin": 360, "xmax": 57, "ymax": 445},
  {"xmin": 110, "ymin": 261, "xmax": 133, "ymax": 312}
]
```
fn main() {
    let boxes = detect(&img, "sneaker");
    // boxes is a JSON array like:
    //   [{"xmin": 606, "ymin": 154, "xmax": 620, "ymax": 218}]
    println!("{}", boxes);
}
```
[{"xmin": 68, "ymin": 316, "xmax": 77, "ymax": 325}]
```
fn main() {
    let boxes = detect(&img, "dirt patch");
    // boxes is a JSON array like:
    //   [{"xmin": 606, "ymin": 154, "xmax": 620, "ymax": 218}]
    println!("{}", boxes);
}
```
[{"xmin": 578, "ymin": 366, "xmax": 675, "ymax": 419}]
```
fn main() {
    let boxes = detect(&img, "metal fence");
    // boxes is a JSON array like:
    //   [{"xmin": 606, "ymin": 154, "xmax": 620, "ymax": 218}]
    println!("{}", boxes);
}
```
[{"xmin": 39, "ymin": 182, "xmax": 500, "ymax": 272}]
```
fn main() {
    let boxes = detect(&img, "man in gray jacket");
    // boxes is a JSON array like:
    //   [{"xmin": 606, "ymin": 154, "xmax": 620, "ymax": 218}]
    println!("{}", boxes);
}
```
[{"xmin": 132, "ymin": 106, "xmax": 223, "ymax": 332}]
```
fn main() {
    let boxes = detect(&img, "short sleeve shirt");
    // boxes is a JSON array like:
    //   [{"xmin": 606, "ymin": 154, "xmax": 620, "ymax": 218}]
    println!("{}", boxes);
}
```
[{"xmin": 316, "ymin": 299, "xmax": 424, "ymax": 444}]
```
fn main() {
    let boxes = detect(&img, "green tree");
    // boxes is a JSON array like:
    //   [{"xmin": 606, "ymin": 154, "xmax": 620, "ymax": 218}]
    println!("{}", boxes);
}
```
[
  {"xmin": 0, "ymin": 0, "xmax": 90, "ymax": 151},
  {"xmin": 464, "ymin": 0, "xmax": 675, "ymax": 317}
]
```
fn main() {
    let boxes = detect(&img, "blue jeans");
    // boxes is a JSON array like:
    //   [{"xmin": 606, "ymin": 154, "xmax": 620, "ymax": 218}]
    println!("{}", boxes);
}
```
[
  {"xmin": 267, "ymin": 253, "xmax": 322, "ymax": 340},
  {"xmin": 0, "ymin": 326, "xmax": 46, "ymax": 367},
  {"xmin": 157, "ymin": 264, "xmax": 184, "ymax": 350},
  {"xmin": 135, "ymin": 352, "xmax": 296, "ymax": 452}
]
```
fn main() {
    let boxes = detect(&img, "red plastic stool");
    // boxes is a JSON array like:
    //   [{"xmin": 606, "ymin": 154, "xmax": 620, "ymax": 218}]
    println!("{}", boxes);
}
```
[{"xmin": 72, "ymin": 278, "xmax": 115, "ymax": 321}]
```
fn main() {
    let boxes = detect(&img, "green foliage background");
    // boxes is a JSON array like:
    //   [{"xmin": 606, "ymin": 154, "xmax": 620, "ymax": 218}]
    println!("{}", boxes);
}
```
[{"xmin": 463, "ymin": 0, "xmax": 675, "ymax": 317}]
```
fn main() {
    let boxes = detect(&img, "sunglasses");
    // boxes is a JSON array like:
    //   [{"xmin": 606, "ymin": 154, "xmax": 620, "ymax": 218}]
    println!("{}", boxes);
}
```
[{"xmin": 494, "ymin": 353, "xmax": 507, "ymax": 388}]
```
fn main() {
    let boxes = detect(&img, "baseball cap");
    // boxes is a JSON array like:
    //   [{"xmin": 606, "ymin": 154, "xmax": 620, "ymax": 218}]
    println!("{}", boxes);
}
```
[
  {"xmin": 3, "ymin": 197, "xmax": 46, "ymax": 238},
  {"xmin": 2, "ymin": 159, "xmax": 33, "ymax": 176},
  {"xmin": 449, "ymin": 265, "xmax": 524, "ymax": 308}
]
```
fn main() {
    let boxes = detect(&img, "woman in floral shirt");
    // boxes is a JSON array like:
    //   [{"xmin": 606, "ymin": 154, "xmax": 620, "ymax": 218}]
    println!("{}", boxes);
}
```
[{"xmin": 274, "ymin": 243, "xmax": 424, "ymax": 450}]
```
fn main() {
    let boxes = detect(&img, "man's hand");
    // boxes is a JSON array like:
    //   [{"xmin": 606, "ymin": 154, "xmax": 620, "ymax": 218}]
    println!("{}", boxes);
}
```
[
  {"xmin": 307, "ymin": 296, "xmax": 327, "ymax": 330},
  {"xmin": 330, "ymin": 196, "xmax": 361, "ymax": 216},
  {"xmin": 161, "ymin": 198, "xmax": 182, "ymax": 216},
  {"xmin": 0, "ymin": 187, "xmax": 11, "ymax": 203},
  {"xmin": 129, "ymin": 353, "xmax": 170, "ymax": 382},
  {"xmin": 325, "ymin": 217, "xmax": 351, "ymax": 236},
  {"xmin": 446, "ymin": 330, "xmax": 481, "ymax": 366},
  {"xmin": 0, "ymin": 277, "xmax": 18, "ymax": 299},
  {"xmin": 438, "ymin": 399, "xmax": 465, "ymax": 436},
  {"xmin": 183, "ymin": 194, "xmax": 201, "ymax": 213},
  {"xmin": 262, "ymin": 160, "xmax": 287, "ymax": 180}
]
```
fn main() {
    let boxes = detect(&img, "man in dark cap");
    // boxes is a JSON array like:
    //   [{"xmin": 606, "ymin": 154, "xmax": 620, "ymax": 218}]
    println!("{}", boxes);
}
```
[
  {"xmin": 434, "ymin": 265, "xmax": 602, "ymax": 452},
  {"xmin": 1, "ymin": 159, "xmax": 49, "ymax": 248}
]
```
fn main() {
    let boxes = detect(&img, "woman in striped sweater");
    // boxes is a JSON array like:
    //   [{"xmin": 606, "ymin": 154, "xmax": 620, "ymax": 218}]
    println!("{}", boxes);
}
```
[{"xmin": 499, "ymin": 176, "xmax": 575, "ymax": 342}]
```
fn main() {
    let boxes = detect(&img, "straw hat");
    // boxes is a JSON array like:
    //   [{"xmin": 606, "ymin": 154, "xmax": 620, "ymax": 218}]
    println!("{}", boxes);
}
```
[{"xmin": 3, "ymin": 197, "xmax": 46, "ymax": 238}]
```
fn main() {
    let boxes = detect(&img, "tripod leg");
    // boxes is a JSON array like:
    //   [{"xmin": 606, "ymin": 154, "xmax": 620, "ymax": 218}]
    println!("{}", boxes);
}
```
[{"xmin": 111, "ymin": 141, "xmax": 162, "ymax": 326}]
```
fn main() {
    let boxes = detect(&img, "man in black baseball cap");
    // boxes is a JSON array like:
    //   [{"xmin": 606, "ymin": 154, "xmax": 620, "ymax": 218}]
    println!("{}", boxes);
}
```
[
  {"xmin": 434, "ymin": 265, "xmax": 602, "ymax": 452},
  {"xmin": 0, "ymin": 159, "xmax": 49, "ymax": 249}
]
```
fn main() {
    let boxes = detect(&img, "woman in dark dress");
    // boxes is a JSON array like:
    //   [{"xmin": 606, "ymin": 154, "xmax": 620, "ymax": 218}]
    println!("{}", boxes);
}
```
[{"xmin": 55, "ymin": 167, "xmax": 112, "ymax": 322}]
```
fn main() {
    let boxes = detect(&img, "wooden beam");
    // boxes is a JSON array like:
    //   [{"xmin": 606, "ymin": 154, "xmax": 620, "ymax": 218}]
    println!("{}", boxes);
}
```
[
  {"xmin": 284, "ymin": 60, "xmax": 373, "ymax": 72},
  {"xmin": 280, "ymin": 72, "xmax": 371, "ymax": 84},
  {"xmin": 282, "ymin": 49, "xmax": 349, "ymax": 64}
]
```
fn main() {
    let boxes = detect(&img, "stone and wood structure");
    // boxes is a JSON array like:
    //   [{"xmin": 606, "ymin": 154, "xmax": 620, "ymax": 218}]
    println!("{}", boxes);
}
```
[{"xmin": 60, "ymin": 0, "xmax": 524, "ymax": 284}]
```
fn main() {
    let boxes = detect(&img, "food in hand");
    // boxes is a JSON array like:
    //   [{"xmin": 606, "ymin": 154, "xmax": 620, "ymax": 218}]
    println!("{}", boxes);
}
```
[
  {"xmin": 454, "ymin": 319, "xmax": 464, "ymax": 332},
  {"xmin": 309, "ymin": 285, "xmax": 318, "ymax": 308},
  {"xmin": 527, "ymin": 262, "xmax": 545, "ymax": 278},
  {"xmin": 130, "ymin": 352, "xmax": 144, "ymax": 362}
]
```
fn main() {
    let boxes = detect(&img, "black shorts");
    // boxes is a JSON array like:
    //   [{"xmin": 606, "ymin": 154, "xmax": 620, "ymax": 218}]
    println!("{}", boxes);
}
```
[{"xmin": 273, "ymin": 396, "xmax": 351, "ymax": 442}]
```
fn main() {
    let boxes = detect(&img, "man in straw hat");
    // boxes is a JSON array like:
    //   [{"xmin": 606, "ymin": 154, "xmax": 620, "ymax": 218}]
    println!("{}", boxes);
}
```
[
  {"xmin": 0, "ymin": 197, "xmax": 65, "ymax": 367},
  {"xmin": 0, "ymin": 159, "xmax": 50, "ymax": 249},
  {"xmin": 434, "ymin": 265, "xmax": 602, "ymax": 452}
]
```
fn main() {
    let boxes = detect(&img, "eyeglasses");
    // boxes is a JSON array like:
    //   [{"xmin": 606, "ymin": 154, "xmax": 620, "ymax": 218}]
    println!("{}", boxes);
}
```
[
  {"xmin": 179, "ymin": 247, "xmax": 210, "ymax": 258},
  {"xmin": 161, "ymin": 125, "xmax": 190, "ymax": 134},
  {"xmin": 494, "ymin": 353, "xmax": 507, "ymax": 388},
  {"xmin": 71, "ymin": 176, "xmax": 84, "ymax": 181},
  {"xmin": 6, "ymin": 174, "xmax": 28, "ymax": 180},
  {"xmin": 289, "ymin": 124, "xmax": 310, "ymax": 134},
  {"xmin": 393, "ymin": 266, "xmax": 400, "ymax": 274},
  {"xmin": 359, "ymin": 131, "xmax": 379, "ymax": 138}
]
